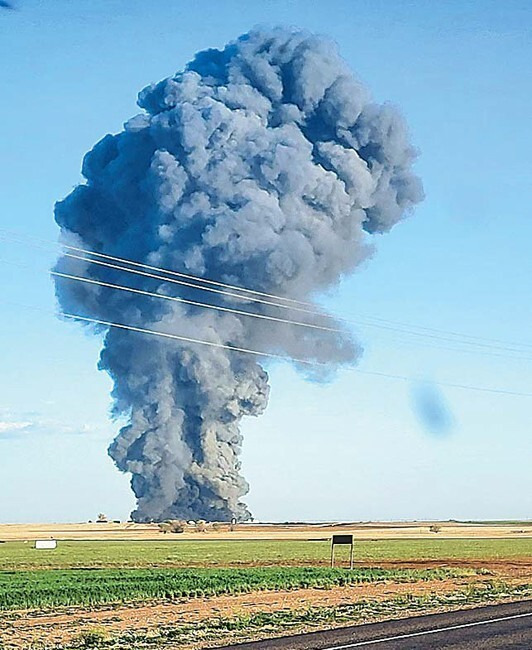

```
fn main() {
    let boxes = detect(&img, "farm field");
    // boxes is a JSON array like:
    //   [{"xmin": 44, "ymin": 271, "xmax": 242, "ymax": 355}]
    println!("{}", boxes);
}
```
[
  {"xmin": 1, "ymin": 519, "xmax": 531, "ymax": 542},
  {"xmin": 1, "ymin": 538, "xmax": 532, "ymax": 571},
  {"xmin": 0, "ymin": 566, "xmax": 471, "ymax": 610},
  {"xmin": 0, "ymin": 524, "xmax": 530, "ymax": 649}
]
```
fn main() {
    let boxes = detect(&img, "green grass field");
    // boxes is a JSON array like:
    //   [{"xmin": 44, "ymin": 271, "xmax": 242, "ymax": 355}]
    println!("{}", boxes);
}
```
[
  {"xmin": 0, "ymin": 566, "xmax": 473, "ymax": 610},
  {"xmin": 0, "ymin": 538, "xmax": 529, "ymax": 612},
  {"xmin": 0, "ymin": 538, "xmax": 530, "ymax": 571}
]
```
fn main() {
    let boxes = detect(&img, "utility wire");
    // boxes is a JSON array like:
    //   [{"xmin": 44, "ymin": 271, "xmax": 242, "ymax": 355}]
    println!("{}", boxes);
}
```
[
  {"xmin": 0, "ymin": 256, "xmax": 344, "ymax": 334},
  {"xmin": 46, "ymin": 253, "xmax": 532, "ymax": 353},
  {"xmin": 2, "ymin": 257, "xmax": 531, "ymax": 362},
  {"xmin": 4, "ymin": 298, "xmax": 530, "ymax": 397},
  {"xmin": 51, "ymin": 269, "xmax": 345, "ymax": 334},
  {"xmin": 0, "ymin": 228, "xmax": 310, "ymax": 306},
  {"xmin": 1, "ymin": 228, "xmax": 528, "ymax": 352},
  {"xmin": 1, "ymin": 232, "xmax": 333, "ymax": 315},
  {"xmin": 2, "ymin": 227, "xmax": 532, "ymax": 353},
  {"xmin": 50, "ymin": 269, "xmax": 532, "ymax": 362}
]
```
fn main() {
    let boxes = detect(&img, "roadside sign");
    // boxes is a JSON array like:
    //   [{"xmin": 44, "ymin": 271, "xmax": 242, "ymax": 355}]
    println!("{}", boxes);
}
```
[
  {"xmin": 332, "ymin": 534, "xmax": 353, "ymax": 545},
  {"xmin": 331, "ymin": 534, "xmax": 354, "ymax": 569}
]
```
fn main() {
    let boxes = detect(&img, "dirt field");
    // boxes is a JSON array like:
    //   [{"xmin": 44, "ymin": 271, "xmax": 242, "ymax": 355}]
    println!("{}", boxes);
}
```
[
  {"xmin": 0, "ymin": 576, "xmax": 501, "ymax": 649},
  {"xmin": 1, "ymin": 519, "xmax": 531, "ymax": 541}
]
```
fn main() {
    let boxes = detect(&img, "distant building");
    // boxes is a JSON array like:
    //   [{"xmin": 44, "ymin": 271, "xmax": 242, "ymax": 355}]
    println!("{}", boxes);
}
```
[{"xmin": 35, "ymin": 539, "xmax": 57, "ymax": 549}]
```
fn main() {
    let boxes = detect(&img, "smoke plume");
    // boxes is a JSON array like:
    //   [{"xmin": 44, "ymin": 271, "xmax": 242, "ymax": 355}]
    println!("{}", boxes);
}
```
[{"xmin": 54, "ymin": 28, "xmax": 423, "ymax": 522}]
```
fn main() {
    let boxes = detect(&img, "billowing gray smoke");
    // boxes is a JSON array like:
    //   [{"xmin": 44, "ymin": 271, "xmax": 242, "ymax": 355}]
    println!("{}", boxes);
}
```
[{"xmin": 54, "ymin": 28, "xmax": 423, "ymax": 522}]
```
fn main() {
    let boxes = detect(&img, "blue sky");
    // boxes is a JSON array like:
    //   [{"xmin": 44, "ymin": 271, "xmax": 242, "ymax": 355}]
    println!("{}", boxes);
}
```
[{"xmin": 0, "ymin": 0, "xmax": 530, "ymax": 523}]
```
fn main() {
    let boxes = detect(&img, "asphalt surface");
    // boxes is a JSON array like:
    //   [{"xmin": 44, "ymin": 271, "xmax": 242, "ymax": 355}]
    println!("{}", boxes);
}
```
[{"xmin": 218, "ymin": 599, "xmax": 532, "ymax": 649}]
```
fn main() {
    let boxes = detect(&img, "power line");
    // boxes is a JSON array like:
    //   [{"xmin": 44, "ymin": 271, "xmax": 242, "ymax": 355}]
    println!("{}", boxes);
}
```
[
  {"xmin": 360, "ymin": 330, "xmax": 532, "ymax": 362},
  {"xmin": 2, "ymin": 227, "xmax": 532, "ymax": 353},
  {"xmin": 47, "ymin": 313, "xmax": 532, "ymax": 396},
  {"xmin": 50, "ymin": 269, "xmax": 532, "ymax": 362},
  {"xmin": 48, "ymin": 253, "xmax": 532, "ymax": 353},
  {"xmin": 1, "ymin": 231, "xmax": 334, "ymax": 316},
  {"xmin": 0, "ymin": 256, "xmax": 345, "ymax": 335},
  {"xmin": 51, "ymin": 269, "xmax": 345, "ymax": 334},
  {"xmin": 0, "ymin": 228, "xmax": 311, "ymax": 306},
  {"xmin": 3, "ymin": 298, "xmax": 531, "ymax": 397},
  {"xmin": 3, "ymin": 257, "xmax": 531, "ymax": 362},
  {"xmin": 57, "ymin": 245, "xmax": 519, "ymax": 352}
]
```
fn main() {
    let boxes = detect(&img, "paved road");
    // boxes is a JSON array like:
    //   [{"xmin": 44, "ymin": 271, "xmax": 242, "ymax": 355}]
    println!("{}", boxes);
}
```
[{"xmin": 219, "ymin": 600, "xmax": 532, "ymax": 649}]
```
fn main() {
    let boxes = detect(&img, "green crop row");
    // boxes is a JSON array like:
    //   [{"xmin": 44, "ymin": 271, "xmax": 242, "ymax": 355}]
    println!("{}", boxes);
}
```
[{"xmin": 0, "ymin": 566, "xmax": 472, "ymax": 610}]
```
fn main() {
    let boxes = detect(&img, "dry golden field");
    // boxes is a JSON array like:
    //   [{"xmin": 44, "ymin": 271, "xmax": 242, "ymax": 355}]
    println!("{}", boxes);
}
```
[{"xmin": 1, "ymin": 519, "xmax": 531, "ymax": 542}]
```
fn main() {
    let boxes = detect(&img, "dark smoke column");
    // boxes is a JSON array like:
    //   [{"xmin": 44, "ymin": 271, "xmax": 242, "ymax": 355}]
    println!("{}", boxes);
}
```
[{"xmin": 54, "ymin": 28, "xmax": 423, "ymax": 522}]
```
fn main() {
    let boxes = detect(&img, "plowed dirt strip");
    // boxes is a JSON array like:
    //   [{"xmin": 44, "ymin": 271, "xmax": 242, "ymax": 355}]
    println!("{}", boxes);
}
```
[{"xmin": 0, "ymin": 576, "xmax": 509, "ymax": 649}]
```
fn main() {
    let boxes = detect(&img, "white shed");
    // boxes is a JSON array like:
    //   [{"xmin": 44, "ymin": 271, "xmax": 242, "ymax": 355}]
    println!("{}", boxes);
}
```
[{"xmin": 34, "ymin": 539, "xmax": 57, "ymax": 549}]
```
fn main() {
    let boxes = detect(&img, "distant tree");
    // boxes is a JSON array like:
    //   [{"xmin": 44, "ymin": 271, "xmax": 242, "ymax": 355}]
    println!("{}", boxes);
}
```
[
  {"xmin": 159, "ymin": 520, "xmax": 185, "ymax": 534},
  {"xmin": 97, "ymin": 513, "xmax": 108, "ymax": 523},
  {"xmin": 171, "ymin": 520, "xmax": 185, "ymax": 533}
]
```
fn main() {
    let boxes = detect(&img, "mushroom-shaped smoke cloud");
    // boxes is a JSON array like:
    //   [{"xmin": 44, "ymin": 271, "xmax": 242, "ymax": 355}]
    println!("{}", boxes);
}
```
[{"xmin": 54, "ymin": 28, "xmax": 423, "ymax": 522}]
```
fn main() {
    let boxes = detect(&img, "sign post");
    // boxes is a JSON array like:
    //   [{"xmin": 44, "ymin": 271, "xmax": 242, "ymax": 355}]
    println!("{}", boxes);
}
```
[{"xmin": 331, "ymin": 534, "xmax": 354, "ymax": 569}]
